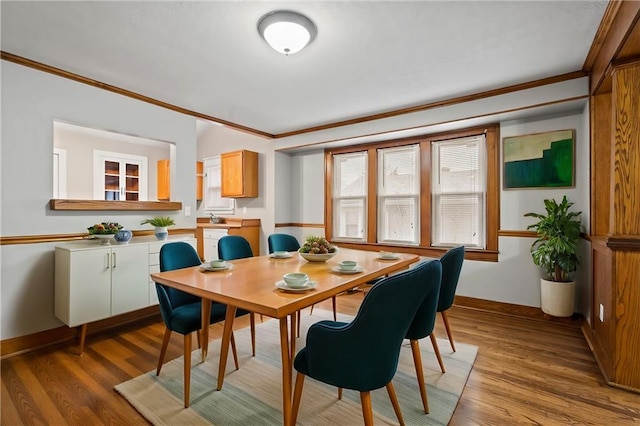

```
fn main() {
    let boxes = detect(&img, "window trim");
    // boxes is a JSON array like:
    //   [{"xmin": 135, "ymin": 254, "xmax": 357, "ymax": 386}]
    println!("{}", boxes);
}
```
[{"xmin": 325, "ymin": 124, "xmax": 500, "ymax": 262}]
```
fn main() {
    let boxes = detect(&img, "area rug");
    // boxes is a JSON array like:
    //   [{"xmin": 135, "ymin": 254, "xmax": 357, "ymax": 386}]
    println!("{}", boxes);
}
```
[{"xmin": 115, "ymin": 309, "xmax": 477, "ymax": 425}]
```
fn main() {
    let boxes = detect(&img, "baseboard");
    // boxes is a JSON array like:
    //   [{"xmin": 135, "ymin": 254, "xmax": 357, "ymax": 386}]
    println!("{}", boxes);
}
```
[
  {"xmin": 1, "ymin": 306, "xmax": 161, "ymax": 359},
  {"xmin": 453, "ymin": 295, "xmax": 584, "ymax": 328}
]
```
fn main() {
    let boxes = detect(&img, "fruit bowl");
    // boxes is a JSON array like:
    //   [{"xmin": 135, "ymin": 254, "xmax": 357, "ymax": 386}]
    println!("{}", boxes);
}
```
[{"xmin": 298, "ymin": 249, "xmax": 338, "ymax": 262}]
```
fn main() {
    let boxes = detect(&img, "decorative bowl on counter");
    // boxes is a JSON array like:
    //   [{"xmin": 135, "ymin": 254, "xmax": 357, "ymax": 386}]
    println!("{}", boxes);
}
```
[{"xmin": 114, "ymin": 229, "xmax": 133, "ymax": 244}]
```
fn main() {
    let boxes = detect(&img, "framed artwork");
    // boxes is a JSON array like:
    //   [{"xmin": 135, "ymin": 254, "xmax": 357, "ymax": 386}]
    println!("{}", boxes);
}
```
[{"xmin": 503, "ymin": 129, "xmax": 575, "ymax": 189}]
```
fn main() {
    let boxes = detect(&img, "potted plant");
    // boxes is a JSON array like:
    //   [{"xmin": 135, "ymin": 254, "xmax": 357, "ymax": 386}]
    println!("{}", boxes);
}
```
[
  {"xmin": 524, "ymin": 196, "xmax": 582, "ymax": 317},
  {"xmin": 141, "ymin": 216, "xmax": 175, "ymax": 241}
]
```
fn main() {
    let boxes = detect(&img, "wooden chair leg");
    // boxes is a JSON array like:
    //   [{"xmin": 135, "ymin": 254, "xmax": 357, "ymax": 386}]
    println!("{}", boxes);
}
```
[
  {"xmin": 338, "ymin": 387, "xmax": 343, "ymax": 400},
  {"xmin": 230, "ymin": 331, "xmax": 239, "ymax": 370},
  {"xmin": 410, "ymin": 339, "xmax": 429, "ymax": 413},
  {"xmin": 291, "ymin": 372, "xmax": 306, "ymax": 426},
  {"xmin": 250, "ymin": 313, "xmax": 256, "ymax": 356},
  {"xmin": 430, "ymin": 333, "xmax": 446, "ymax": 373},
  {"xmin": 296, "ymin": 310, "xmax": 301, "ymax": 337},
  {"xmin": 183, "ymin": 332, "xmax": 192, "ymax": 408},
  {"xmin": 156, "ymin": 328, "xmax": 172, "ymax": 376},
  {"xmin": 332, "ymin": 296, "xmax": 337, "ymax": 321},
  {"xmin": 360, "ymin": 391, "xmax": 374, "ymax": 426},
  {"xmin": 309, "ymin": 304, "xmax": 315, "ymax": 315},
  {"xmin": 386, "ymin": 382, "xmax": 405, "ymax": 425},
  {"xmin": 441, "ymin": 311, "xmax": 456, "ymax": 352}
]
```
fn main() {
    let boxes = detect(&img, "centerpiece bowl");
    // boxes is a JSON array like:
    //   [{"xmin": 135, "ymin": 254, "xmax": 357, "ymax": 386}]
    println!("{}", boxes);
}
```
[{"xmin": 298, "ymin": 250, "xmax": 338, "ymax": 262}]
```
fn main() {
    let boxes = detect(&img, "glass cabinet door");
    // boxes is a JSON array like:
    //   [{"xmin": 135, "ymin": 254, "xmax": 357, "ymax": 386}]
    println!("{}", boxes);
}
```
[{"xmin": 93, "ymin": 150, "xmax": 148, "ymax": 201}]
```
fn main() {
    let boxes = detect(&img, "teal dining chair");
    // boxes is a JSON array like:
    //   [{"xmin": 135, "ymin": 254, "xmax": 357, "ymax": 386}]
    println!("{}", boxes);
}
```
[
  {"xmin": 291, "ymin": 259, "xmax": 442, "ymax": 426},
  {"xmin": 156, "ymin": 241, "xmax": 250, "ymax": 408},
  {"xmin": 217, "ymin": 235, "xmax": 259, "ymax": 347},
  {"xmin": 430, "ymin": 245, "xmax": 465, "ymax": 372},
  {"xmin": 267, "ymin": 233, "xmax": 300, "ymax": 253}
]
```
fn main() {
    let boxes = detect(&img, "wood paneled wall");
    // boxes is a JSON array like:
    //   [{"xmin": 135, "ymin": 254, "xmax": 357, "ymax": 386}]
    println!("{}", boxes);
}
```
[{"xmin": 587, "ymin": 14, "xmax": 640, "ymax": 391}]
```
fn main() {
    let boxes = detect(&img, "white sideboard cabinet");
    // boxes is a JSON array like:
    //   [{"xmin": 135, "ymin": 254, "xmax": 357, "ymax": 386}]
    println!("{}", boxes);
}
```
[{"xmin": 55, "ymin": 236, "xmax": 196, "ymax": 354}]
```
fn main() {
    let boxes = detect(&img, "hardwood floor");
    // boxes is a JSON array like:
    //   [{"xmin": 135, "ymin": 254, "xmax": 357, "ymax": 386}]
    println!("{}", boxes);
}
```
[{"xmin": 2, "ymin": 292, "xmax": 639, "ymax": 425}]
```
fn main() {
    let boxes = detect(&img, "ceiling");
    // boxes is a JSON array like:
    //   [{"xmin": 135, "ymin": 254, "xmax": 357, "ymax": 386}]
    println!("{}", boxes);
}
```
[{"xmin": 1, "ymin": 1, "xmax": 608, "ymax": 137}]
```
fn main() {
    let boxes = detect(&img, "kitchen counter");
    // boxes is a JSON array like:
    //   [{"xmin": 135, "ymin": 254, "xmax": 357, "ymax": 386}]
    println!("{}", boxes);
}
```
[{"xmin": 196, "ymin": 217, "xmax": 261, "ymax": 258}]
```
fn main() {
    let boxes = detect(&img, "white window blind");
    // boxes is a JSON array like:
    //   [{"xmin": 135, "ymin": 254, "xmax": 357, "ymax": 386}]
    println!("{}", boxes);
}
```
[
  {"xmin": 432, "ymin": 135, "xmax": 486, "ymax": 248},
  {"xmin": 333, "ymin": 152, "xmax": 367, "ymax": 241},
  {"xmin": 377, "ymin": 145, "xmax": 420, "ymax": 244}
]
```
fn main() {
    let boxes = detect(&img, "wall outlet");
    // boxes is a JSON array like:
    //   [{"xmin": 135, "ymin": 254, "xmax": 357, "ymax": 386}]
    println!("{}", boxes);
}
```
[
  {"xmin": 185, "ymin": 206, "xmax": 191, "ymax": 217},
  {"xmin": 599, "ymin": 304, "xmax": 604, "ymax": 322}
]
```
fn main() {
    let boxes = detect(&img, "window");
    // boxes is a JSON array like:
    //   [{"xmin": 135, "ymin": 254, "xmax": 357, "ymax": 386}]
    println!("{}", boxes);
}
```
[
  {"xmin": 378, "ymin": 145, "xmax": 420, "ymax": 245},
  {"xmin": 203, "ymin": 156, "xmax": 234, "ymax": 214},
  {"xmin": 431, "ymin": 135, "xmax": 486, "ymax": 248},
  {"xmin": 332, "ymin": 152, "xmax": 367, "ymax": 241},
  {"xmin": 325, "ymin": 124, "xmax": 499, "ymax": 261}
]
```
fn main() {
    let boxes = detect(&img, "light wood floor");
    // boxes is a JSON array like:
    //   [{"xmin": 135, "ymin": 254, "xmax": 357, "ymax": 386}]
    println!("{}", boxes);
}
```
[{"xmin": 2, "ymin": 292, "xmax": 639, "ymax": 425}]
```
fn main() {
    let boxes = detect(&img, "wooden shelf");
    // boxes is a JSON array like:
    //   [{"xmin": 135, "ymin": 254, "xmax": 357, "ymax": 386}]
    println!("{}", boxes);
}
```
[{"xmin": 49, "ymin": 199, "xmax": 182, "ymax": 211}]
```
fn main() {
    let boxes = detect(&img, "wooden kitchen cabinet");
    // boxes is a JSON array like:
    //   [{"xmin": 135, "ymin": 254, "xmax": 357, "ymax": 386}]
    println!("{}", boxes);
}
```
[
  {"xmin": 221, "ymin": 149, "xmax": 258, "ymax": 198},
  {"xmin": 157, "ymin": 160, "xmax": 204, "ymax": 201}
]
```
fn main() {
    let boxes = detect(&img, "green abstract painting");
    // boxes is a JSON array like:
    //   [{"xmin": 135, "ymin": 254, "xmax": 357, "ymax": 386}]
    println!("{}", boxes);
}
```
[{"xmin": 503, "ymin": 129, "xmax": 575, "ymax": 189}]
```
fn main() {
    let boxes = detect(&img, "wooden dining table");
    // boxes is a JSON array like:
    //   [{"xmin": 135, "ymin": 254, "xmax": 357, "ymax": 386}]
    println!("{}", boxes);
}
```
[{"xmin": 150, "ymin": 247, "xmax": 419, "ymax": 426}]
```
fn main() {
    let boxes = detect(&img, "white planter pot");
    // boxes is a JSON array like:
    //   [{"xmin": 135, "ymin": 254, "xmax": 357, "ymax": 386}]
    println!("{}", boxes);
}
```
[
  {"xmin": 540, "ymin": 278, "xmax": 575, "ymax": 317},
  {"xmin": 154, "ymin": 226, "xmax": 168, "ymax": 241}
]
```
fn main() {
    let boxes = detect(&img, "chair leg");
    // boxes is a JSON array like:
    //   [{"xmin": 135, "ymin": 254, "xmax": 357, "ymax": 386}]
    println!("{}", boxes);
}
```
[
  {"xmin": 338, "ymin": 387, "xmax": 343, "ymax": 400},
  {"xmin": 386, "ymin": 382, "xmax": 405, "ymax": 425},
  {"xmin": 296, "ymin": 310, "xmax": 301, "ymax": 337},
  {"xmin": 410, "ymin": 339, "xmax": 429, "ymax": 414},
  {"xmin": 156, "ymin": 328, "xmax": 172, "ymax": 376},
  {"xmin": 309, "ymin": 304, "xmax": 315, "ymax": 315},
  {"xmin": 332, "ymin": 296, "xmax": 337, "ymax": 321},
  {"xmin": 250, "ymin": 313, "xmax": 256, "ymax": 356},
  {"xmin": 183, "ymin": 332, "xmax": 192, "ymax": 408},
  {"xmin": 430, "ymin": 333, "xmax": 446, "ymax": 373},
  {"xmin": 230, "ymin": 331, "xmax": 239, "ymax": 370},
  {"xmin": 359, "ymin": 391, "xmax": 374, "ymax": 426},
  {"xmin": 441, "ymin": 311, "xmax": 456, "ymax": 352},
  {"xmin": 291, "ymin": 372, "xmax": 306, "ymax": 425}
]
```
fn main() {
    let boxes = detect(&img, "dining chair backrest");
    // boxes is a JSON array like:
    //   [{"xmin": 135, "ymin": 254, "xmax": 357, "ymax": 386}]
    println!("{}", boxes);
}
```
[
  {"xmin": 297, "ymin": 259, "xmax": 442, "ymax": 391},
  {"xmin": 267, "ymin": 233, "xmax": 300, "ymax": 253},
  {"xmin": 437, "ymin": 245, "xmax": 465, "ymax": 312},
  {"xmin": 158, "ymin": 241, "xmax": 202, "ymax": 316},
  {"xmin": 404, "ymin": 259, "xmax": 444, "ymax": 341},
  {"xmin": 218, "ymin": 235, "xmax": 253, "ymax": 260}
]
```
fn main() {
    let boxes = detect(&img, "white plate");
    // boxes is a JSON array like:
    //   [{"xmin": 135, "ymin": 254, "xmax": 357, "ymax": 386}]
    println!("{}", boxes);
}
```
[
  {"xmin": 269, "ymin": 252, "xmax": 293, "ymax": 259},
  {"xmin": 275, "ymin": 280, "xmax": 318, "ymax": 292},
  {"xmin": 200, "ymin": 262, "xmax": 233, "ymax": 272},
  {"xmin": 377, "ymin": 255, "xmax": 400, "ymax": 260},
  {"xmin": 331, "ymin": 266, "xmax": 364, "ymax": 274}
]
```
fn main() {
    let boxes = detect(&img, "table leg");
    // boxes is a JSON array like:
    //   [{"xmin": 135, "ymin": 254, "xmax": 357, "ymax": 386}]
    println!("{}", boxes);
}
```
[
  {"xmin": 279, "ymin": 317, "xmax": 292, "ymax": 426},
  {"xmin": 217, "ymin": 306, "xmax": 237, "ymax": 390},
  {"xmin": 290, "ymin": 312, "xmax": 297, "ymax": 361},
  {"xmin": 201, "ymin": 299, "xmax": 211, "ymax": 362}
]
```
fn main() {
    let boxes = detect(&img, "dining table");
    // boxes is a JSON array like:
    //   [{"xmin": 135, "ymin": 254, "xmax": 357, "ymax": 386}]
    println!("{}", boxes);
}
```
[{"xmin": 150, "ymin": 247, "xmax": 420, "ymax": 426}]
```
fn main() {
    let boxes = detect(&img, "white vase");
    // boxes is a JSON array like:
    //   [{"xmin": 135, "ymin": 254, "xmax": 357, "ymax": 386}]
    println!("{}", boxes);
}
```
[
  {"xmin": 154, "ymin": 226, "xmax": 168, "ymax": 241},
  {"xmin": 540, "ymin": 278, "xmax": 575, "ymax": 317}
]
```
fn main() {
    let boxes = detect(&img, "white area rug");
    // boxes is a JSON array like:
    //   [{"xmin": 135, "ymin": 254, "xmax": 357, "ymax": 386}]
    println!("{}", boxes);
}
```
[{"xmin": 115, "ymin": 309, "xmax": 477, "ymax": 425}]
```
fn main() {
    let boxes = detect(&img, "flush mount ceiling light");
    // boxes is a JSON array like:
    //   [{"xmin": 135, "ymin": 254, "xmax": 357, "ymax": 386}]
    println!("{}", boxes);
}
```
[{"xmin": 257, "ymin": 10, "xmax": 317, "ymax": 55}]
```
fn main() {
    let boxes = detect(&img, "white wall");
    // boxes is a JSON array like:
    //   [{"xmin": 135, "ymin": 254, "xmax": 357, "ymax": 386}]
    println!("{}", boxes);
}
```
[
  {"xmin": 196, "ymin": 122, "xmax": 275, "ymax": 255},
  {"xmin": 1, "ymin": 61, "xmax": 197, "ymax": 339}
]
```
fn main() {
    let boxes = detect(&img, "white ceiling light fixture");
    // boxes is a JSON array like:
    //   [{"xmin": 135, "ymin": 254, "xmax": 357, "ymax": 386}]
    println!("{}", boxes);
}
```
[{"xmin": 258, "ymin": 10, "xmax": 317, "ymax": 55}]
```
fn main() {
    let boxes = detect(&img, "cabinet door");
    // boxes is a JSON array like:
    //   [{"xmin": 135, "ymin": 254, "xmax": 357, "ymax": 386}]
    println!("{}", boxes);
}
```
[
  {"xmin": 68, "ymin": 248, "xmax": 112, "ymax": 326},
  {"xmin": 157, "ymin": 159, "xmax": 170, "ymax": 201},
  {"xmin": 221, "ymin": 150, "xmax": 258, "ymax": 198},
  {"xmin": 93, "ymin": 150, "xmax": 148, "ymax": 201},
  {"xmin": 111, "ymin": 244, "xmax": 149, "ymax": 315}
]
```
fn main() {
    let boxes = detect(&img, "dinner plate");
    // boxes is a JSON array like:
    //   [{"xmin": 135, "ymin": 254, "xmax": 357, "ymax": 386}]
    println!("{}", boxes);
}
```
[
  {"xmin": 331, "ymin": 266, "xmax": 364, "ymax": 274},
  {"xmin": 377, "ymin": 255, "xmax": 400, "ymax": 260},
  {"xmin": 275, "ymin": 280, "xmax": 318, "ymax": 292},
  {"xmin": 269, "ymin": 252, "xmax": 293, "ymax": 259},
  {"xmin": 199, "ymin": 262, "xmax": 233, "ymax": 272}
]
